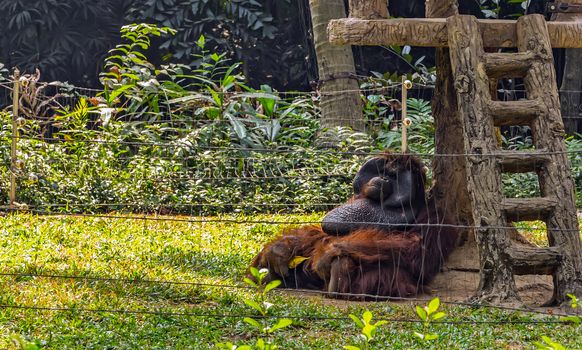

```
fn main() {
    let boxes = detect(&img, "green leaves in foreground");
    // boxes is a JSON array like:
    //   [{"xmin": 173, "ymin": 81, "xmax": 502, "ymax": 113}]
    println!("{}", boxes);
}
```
[
  {"xmin": 533, "ymin": 336, "xmax": 567, "ymax": 350},
  {"xmin": 534, "ymin": 293, "xmax": 580, "ymax": 349},
  {"xmin": 344, "ymin": 310, "xmax": 387, "ymax": 350},
  {"xmin": 10, "ymin": 335, "xmax": 40, "ymax": 350},
  {"xmin": 414, "ymin": 297, "xmax": 446, "ymax": 342},
  {"xmin": 216, "ymin": 268, "xmax": 292, "ymax": 349}
]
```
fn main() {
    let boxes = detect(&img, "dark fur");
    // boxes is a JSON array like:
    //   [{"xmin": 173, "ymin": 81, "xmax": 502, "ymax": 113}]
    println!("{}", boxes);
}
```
[{"xmin": 250, "ymin": 153, "xmax": 459, "ymax": 298}]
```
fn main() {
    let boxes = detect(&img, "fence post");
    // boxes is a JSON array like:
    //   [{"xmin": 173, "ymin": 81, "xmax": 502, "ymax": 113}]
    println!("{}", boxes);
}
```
[
  {"xmin": 9, "ymin": 68, "xmax": 20, "ymax": 209},
  {"xmin": 401, "ymin": 77, "xmax": 412, "ymax": 153}
]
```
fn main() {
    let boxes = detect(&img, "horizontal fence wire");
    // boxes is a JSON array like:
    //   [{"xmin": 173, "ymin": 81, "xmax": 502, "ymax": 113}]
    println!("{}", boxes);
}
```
[
  {"xmin": 9, "ymin": 136, "xmax": 582, "ymax": 156},
  {"xmin": 0, "ymin": 211, "xmax": 578, "ymax": 233},
  {"xmin": 1, "ymin": 77, "xmax": 581, "ymax": 339},
  {"xmin": 0, "ymin": 304, "xmax": 572, "ymax": 324},
  {"xmin": 0, "ymin": 272, "xmax": 577, "ymax": 320}
]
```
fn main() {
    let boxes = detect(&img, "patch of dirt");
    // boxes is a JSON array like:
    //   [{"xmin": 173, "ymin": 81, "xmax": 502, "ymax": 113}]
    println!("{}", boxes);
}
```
[{"xmin": 429, "ymin": 233, "xmax": 554, "ymax": 307}]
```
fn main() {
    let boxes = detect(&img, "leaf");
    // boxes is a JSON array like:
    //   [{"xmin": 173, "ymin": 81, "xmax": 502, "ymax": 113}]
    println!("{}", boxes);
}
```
[
  {"xmin": 255, "ymin": 339, "xmax": 265, "ymax": 349},
  {"xmin": 431, "ymin": 312, "xmax": 446, "ymax": 321},
  {"xmin": 424, "ymin": 333, "xmax": 439, "ymax": 340},
  {"xmin": 209, "ymin": 89, "xmax": 222, "ymax": 107},
  {"xmin": 362, "ymin": 324, "xmax": 374, "ymax": 341},
  {"xmin": 249, "ymin": 267, "xmax": 259, "ymax": 279},
  {"xmin": 540, "ymin": 336, "xmax": 566, "ymax": 350},
  {"xmin": 348, "ymin": 314, "xmax": 364, "ymax": 329},
  {"xmin": 343, "ymin": 346, "xmax": 362, "ymax": 350},
  {"xmin": 243, "ymin": 277, "xmax": 257, "ymax": 288},
  {"xmin": 268, "ymin": 318, "xmax": 292, "ymax": 332},
  {"xmin": 196, "ymin": 35, "xmax": 205, "ymax": 48},
  {"xmin": 288, "ymin": 256, "xmax": 309, "ymax": 269},
  {"xmin": 264, "ymin": 279, "xmax": 281, "ymax": 294},
  {"xmin": 427, "ymin": 297, "xmax": 440, "ymax": 314},
  {"xmin": 243, "ymin": 317, "xmax": 261, "ymax": 328},
  {"xmin": 244, "ymin": 299, "xmax": 263, "ymax": 313},
  {"xmin": 415, "ymin": 306, "xmax": 427, "ymax": 321},
  {"xmin": 375, "ymin": 320, "xmax": 388, "ymax": 327},
  {"xmin": 413, "ymin": 332, "xmax": 425, "ymax": 340},
  {"xmin": 560, "ymin": 315, "xmax": 581, "ymax": 325},
  {"xmin": 108, "ymin": 84, "xmax": 136, "ymax": 104},
  {"xmin": 567, "ymin": 293, "xmax": 579, "ymax": 308},
  {"xmin": 362, "ymin": 310, "xmax": 373, "ymax": 324},
  {"xmin": 227, "ymin": 114, "xmax": 248, "ymax": 140}
]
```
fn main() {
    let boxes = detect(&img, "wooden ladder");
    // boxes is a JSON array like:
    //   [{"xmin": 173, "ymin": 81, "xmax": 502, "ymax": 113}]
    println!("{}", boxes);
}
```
[{"xmin": 447, "ymin": 14, "xmax": 582, "ymax": 304}]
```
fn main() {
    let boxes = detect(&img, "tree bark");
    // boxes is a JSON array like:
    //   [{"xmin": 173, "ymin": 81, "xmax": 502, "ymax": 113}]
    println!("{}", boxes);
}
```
[
  {"xmin": 348, "ymin": 0, "xmax": 388, "ymax": 19},
  {"xmin": 327, "ymin": 18, "xmax": 582, "ymax": 48},
  {"xmin": 447, "ymin": 15, "xmax": 520, "ymax": 305},
  {"xmin": 517, "ymin": 15, "xmax": 582, "ymax": 304},
  {"xmin": 424, "ymin": 1, "xmax": 475, "ymax": 256},
  {"xmin": 309, "ymin": 0, "xmax": 364, "ymax": 131},
  {"xmin": 555, "ymin": 0, "xmax": 582, "ymax": 134}
]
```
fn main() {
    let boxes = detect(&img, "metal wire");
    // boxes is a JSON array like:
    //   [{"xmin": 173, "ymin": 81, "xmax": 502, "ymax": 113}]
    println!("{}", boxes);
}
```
[
  {"xmin": 2, "ymin": 211, "xmax": 579, "ymax": 233},
  {"xmin": 0, "ymin": 271, "xmax": 576, "ymax": 318},
  {"xmin": 11, "ymin": 135, "xmax": 582, "ymax": 156}
]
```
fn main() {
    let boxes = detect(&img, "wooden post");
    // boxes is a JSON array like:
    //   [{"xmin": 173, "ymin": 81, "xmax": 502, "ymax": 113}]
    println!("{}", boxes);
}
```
[
  {"xmin": 517, "ymin": 15, "xmax": 582, "ymax": 304},
  {"xmin": 424, "ymin": 1, "xmax": 475, "ymax": 244},
  {"xmin": 554, "ymin": 0, "xmax": 582, "ymax": 134},
  {"xmin": 447, "ymin": 15, "xmax": 520, "ymax": 304},
  {"xmin": 9, "ymin": 69, "xmax": 20, "ymax": 209},
  {"xmin": 348, "ymin": 0, "xmax": 388, "ymax": 19},
  {"xmin": 401, "ymin": 77, "xmax": 411, "ymax": 153}
]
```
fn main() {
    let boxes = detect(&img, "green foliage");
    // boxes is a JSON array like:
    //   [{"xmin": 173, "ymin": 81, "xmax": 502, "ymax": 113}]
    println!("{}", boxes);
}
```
[
  {"xmin": 125, "ymin": 0, "xmax": 311, "ymax": 90},
  {"xmin": 127, "ymin": 0, "xmax": 276, "ymax": 62},
  {"xmin": 1, "ymin": 214, "xmax": 582, "ymax": 348},
  {"xmin": 566, "ymin": 135, "xmax": 582, "ymax": 207},
  {"xmin": 560, "ymin": 294, "xmax": 581, "ymax": 325},
  {"xmin": 534, "ymin": 336, "xmax": 567, "ymax": 350},
  {"xmin": 0, "ymin": 26, "xmax": 373, "ymax": 213},
  {"xmin": 0, "ymin": 0, "xmax": 130, "ymax": 85},
  {"xmin": 216, "ymin": 268, "xmax": 292, "ymax": 350},
  {"xmin": 10, "ymin": 335, "xmax": 41, "ymax": 350},
  {"xmin": 344, "ymin": 310, "xmax": 387, "ymax": 350},
  {"xmin": 413, "ymin": 297, "xmax": 445, "ymax": 342},
  {"xmin": 376, "ymin": 98, "xmax": 435, "ymax": 155},
  {"xmin": 100, "ymin": 23, "xmax": 177, "ymax": 117}
]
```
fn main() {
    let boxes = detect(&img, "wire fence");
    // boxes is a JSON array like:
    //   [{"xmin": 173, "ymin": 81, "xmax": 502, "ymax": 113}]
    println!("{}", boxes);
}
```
[{"xmin": 0, "ymin": 77, "xmax": 581, "ymax": 347}]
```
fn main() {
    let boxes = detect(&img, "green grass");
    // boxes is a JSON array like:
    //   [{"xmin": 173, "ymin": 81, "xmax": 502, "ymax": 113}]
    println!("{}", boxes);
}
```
[{"xmin": 0, "ymin": 213, "xmax": 580, "ymax": 349}]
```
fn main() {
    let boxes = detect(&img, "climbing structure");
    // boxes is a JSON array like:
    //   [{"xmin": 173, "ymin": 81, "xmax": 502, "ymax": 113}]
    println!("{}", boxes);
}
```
[{"xmin": 327, "ymin": 1, "xmax": 582, "ymax": 304}]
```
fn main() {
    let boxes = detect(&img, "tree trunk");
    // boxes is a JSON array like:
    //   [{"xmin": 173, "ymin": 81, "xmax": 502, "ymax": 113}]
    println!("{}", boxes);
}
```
[
  {"xmin": 425, "ymin": 1, "xmax": 474, "ymax": 242},
  {"xmin": 555, "ymin": 1, "xmax": 582, "ymax": 134},
  {"xmin": 447, "ymin": 15, "xmax": 521, "ymax": 305},
  {"xmin": 309, "ymin": 0, "xmax": 364, "ymax": 131}
]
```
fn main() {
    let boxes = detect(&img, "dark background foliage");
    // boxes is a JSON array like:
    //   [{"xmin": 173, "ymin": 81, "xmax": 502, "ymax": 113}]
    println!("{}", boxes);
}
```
[
  {"xmin": 0, "ymin": 0, "xmax": 556, "ymax": 90},
  {"xmin": 0, "ymin": 0, "xmax": 132, "ymax": 86}
]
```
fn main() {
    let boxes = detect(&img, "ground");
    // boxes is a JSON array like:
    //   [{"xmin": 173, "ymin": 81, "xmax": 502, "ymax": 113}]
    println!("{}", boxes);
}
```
[{"xmin": 0, "ymin": 213, "xmax": 580, "ymax": 349}]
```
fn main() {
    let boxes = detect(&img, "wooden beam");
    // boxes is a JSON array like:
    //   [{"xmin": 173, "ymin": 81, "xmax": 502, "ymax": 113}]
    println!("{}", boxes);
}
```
[
  {"xmin": 501, "ymin": 197, "xmax": 558, "ymax": 222},
  {"xmin": 328, "ymin": 18, "xmax": 582, "ymax": 48},
  {"xmin": 508, "ymin": 245, "xmax": 562, "ymax": 275}
]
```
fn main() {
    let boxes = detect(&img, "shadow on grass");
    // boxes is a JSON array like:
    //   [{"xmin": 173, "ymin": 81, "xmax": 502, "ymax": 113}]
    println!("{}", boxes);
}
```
[{"xmin": 3, "ymin": 249, "xmax": 253, "ymax": 305}]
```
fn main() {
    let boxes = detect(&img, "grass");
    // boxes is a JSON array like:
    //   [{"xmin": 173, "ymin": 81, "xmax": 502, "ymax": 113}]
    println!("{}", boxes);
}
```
[{"xmin": 0, "ymin": 213, "xmax": 580, "ymax": 349}]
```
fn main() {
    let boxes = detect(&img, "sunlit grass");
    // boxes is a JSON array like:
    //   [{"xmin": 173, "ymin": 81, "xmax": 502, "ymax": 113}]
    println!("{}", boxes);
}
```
[
  {"xmin": 514, "ymin": 219, "xmax": 582, "ymax": 247},
  {"xmin": 0, "ymin": 213, "xmax": 580, "ymax": 349}
]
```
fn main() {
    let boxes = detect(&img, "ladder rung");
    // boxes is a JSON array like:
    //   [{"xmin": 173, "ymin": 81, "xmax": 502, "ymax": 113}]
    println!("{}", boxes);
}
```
[
  {"xmin": 502, "ymin": 197, "xmax": 557, "ymax": 221},
  {"xmin": 483, "ymin": 51, "xmax": 535, "ymax": 79},
  {"xmin": 489, "ymin": 99, "xmax": 545, "ymax": 126},
  {"xmin": 508, "ymin": 245, "xmax": 562, "ymax": 275},
  {"xmin": 496, "ymin": 150, "xmax": 550, "ymax": 173}
]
